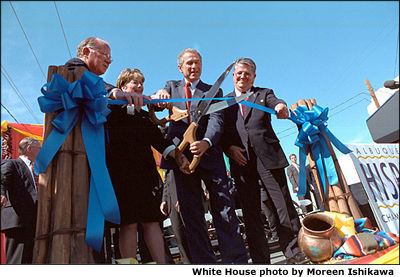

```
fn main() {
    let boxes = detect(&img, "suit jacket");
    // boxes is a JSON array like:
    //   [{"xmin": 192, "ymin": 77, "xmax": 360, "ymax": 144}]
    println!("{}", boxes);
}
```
[
  {"xmin": 160, "ymin": 79, "xmax": 225, "ymax": 170},
  {"xmin": 287, "ymin": 163, "xmax": 315, "ymax": 195},
  {"xmin": 1, "ymin": 157, "xmax": 37, "ymax": 231},
  {"xmin": 221, "ymin": 86, "xmax": 289, "ymax": 171},
  {"xmin": 64, "ymin": 58, "xmax": 115, "ymax": 93},
  {"xmin": 287, "ymin": 164, "xmax": 299, "ymax": 193}
]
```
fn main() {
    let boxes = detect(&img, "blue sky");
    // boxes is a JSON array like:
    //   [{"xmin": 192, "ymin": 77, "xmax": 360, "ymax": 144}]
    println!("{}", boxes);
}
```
[{"xmin": 1, "ymin": 1, "xmax": 399, "ymax": 164}]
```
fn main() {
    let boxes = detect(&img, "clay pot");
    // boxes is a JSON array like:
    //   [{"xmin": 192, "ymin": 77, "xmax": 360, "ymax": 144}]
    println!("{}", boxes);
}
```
[{"xmin": 298, "ymin": 213, "xmax": 343, "ymax": 262}]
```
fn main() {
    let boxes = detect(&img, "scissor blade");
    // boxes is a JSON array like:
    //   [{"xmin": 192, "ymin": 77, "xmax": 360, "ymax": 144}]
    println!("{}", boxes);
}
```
[
  {"xmin": 191, "ymin": 62, "xmax": 235, "ymax": 122},
  {"xmin": 205, "ymin": 90, "xmax": 254, "ymax": 115}
]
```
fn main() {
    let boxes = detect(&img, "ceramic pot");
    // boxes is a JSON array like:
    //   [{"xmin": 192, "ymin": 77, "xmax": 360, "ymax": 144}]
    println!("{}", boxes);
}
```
[{"xmin": 298, "ymin": 213, "xmax": 343, "ymax": 262}]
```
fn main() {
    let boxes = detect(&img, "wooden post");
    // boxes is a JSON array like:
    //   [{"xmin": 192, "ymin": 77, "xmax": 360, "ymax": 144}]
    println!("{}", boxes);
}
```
[
  {"xmin": 365, "ymin": 79, "xmax": 380, "ymax": 109},
  {"xmin": 33, "ymin": 66, "xmax": 95, "ymax": 264},
  {"xmin": 33, "ymin": 66, "xmax": 58, "ymax": 264},
  {"xmin": 291, "ymin": 98, "xmax": 363, "ymax": 219},
  {"xmin": 290, "ymin": 101, "xmax": 327, "ymax": 210}
]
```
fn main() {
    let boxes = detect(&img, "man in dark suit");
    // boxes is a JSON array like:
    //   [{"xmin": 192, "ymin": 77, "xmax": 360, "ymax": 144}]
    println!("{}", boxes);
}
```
[
  {"xmin": 306, "ymin": 164, "xmax": 323, "ymax": 210},
  {"xmin": 156, "ymin": 48, "xmax": 247, "ymax": 263},
  {"xmin": 287, "ymin": 154, "xmax": 313, "ymax": 213},
  {"xmin": 221, "ymin": 58, "xmax": 309, "ymax": 264},
  {"xmin": 1, "ymin": 137, "xmax": 41, "ymax": 264}
]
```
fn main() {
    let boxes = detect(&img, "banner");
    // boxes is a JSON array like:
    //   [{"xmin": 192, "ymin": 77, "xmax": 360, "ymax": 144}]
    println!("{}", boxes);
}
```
[{"xmin": 345, "ymin": 143, "xmax": 399, "ymax": 235}]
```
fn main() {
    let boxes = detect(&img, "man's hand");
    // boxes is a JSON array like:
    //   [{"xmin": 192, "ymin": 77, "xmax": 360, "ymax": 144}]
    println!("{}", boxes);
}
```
[
  {"xmin": 160, "ymin": 201, "xmax": 168, "ymax": 216},
  {"xmin": 179, "ymin": 154, "xmax": 193, "ymax": 175},
  {"xmin": 1, "ymin": 195, "xmax": 7, "ymax": 210},
  {"xmin": 275, "ymin": 103, "xmax": 289, "ymax": 119},
  {"xmin": 226, "ymin": 145, "xmax": 247, "ymax": 166},
  {"xmin": 190, "ymin": 140, "xmax": 210, "ymax": 158},
  {"xmin": 151, "ymin": 89, "xmax": 171, "ymax": 109}
]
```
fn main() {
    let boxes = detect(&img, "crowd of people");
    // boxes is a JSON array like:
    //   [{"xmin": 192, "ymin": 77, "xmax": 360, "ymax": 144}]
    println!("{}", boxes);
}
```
[{"xmin": 1, "ymin": 36, "xmax": 321, "ymax": 265}]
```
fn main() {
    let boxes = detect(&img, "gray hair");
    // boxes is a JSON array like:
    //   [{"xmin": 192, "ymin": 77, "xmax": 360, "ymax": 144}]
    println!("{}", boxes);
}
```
[
  {"xmin": 234, "ymin": 58, "xmax": 256, "ymax": 74},
  {"xmin": 76, "ymin": 37, "xmax": 109, "ymax": 58},
  {"xmin": 18, "ymin": 137, "xmax": 39, "ymax": 155},
  {"xmin": 177, "ymin": 48, "xmax": 202, "ymax": 66}
]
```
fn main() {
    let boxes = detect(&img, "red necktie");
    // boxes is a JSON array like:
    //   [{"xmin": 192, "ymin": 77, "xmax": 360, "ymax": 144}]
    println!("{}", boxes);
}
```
[
  {"xmin": 184, "ymin": 82, "xmax": 192, "ymax": 123},
  {"xmin": 241, "ymin": 93, "xmax": 248, "ymax": 118}
]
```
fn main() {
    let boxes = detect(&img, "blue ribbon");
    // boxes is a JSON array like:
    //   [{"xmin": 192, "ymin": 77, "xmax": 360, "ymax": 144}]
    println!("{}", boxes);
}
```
[
  {"xmin": 34, "ymin": 71, "xmax": 120, "ymax": 252},
  {"xmin": 288, "ymin": 105, "xmax": 352, "ymax": 204},
  {"xmin": 108, "ymin": 96, "xmax": 235, "ymax": 106}
]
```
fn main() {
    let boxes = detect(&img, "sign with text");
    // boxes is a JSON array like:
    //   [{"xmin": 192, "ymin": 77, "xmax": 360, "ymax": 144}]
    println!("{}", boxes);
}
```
[{"xmin": 345, "ymin": 143, "xmax": 399, "ymax": 235}]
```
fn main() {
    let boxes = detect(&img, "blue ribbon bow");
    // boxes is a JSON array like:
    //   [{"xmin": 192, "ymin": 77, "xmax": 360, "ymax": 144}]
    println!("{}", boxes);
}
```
[
  {"xmin": 34, "ymin": 71, "xmax": 120, "ymax": 252},
  {"xmin": 288, "ymin": 105, "xmax": 352, "ymax": 204}
]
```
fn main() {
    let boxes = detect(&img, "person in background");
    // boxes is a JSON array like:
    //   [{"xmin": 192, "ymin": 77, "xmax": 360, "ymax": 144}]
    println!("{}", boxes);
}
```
[
  {"xmin": 306, "ymin": 164, "xmax": 323, "ymax": 210},
  {"xmin": 160, "ymin": 170, "xmax": 192, "ymax": 264},
  {"xmin": 287, "ymin": 154, "xmax": 313, "ymax": 213},
  {"xmin": 1, "ymin": 137, "xmax": 41, "ymax": 264}
]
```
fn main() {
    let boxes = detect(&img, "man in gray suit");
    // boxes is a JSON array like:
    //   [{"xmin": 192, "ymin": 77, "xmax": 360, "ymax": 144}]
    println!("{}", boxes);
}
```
[
  {"xmin": 155, "ymin": 48, "xmax": 247, "ymax": 263},
  {"xmin": 1, "ymin": 137, "xmax": 41, "ymax": 264},
  {"xmin": 287, "ymin": 154, "xmax": 313, "ymax": 213}
]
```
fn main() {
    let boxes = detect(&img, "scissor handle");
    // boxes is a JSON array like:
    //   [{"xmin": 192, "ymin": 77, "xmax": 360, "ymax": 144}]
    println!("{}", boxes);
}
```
[
  {"xmin": 175, "ymin": 122, "xmax": 201, "ymax": 172},
  {"xmin": 148, "ymin": 105, "xmax": 189, "ymax": 127}
]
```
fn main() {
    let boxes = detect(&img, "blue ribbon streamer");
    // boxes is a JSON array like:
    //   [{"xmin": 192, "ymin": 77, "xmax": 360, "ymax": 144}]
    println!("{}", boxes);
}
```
[
  {"xmin": 108, "ymin": 96, "xmax": 235, "ymax": 106},
  {"xmin": 288, "ymin": 105, "xmax": 352, "ymax": 205},
  {"xmin": 34, "ymin": 71, "xmax": 120, "ymax": 252}
]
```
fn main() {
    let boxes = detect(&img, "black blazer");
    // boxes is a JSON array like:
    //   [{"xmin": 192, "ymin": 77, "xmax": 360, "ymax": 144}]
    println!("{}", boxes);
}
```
[
  {"xmin": 222, "ymin": 86, "xmax": 289, "ymax": 170},
  {"xmin": 160, "ymin": 79, "xmax": 225, "ymax": 171},
  {"xmin": 1, "ymin": 157, "xmax": 37, "ymax": 230}
]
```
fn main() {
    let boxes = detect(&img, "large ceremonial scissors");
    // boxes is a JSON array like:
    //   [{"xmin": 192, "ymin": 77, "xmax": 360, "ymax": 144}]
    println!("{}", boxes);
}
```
[{"xmin": 174, "ymin": 62, "xmax": 253, "ymax": 172}]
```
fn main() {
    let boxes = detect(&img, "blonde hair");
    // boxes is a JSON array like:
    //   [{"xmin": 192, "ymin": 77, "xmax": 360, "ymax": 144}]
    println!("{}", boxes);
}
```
[{"xmin": 116, "ymin": 68, "xmax": 145, "ymax": 89}]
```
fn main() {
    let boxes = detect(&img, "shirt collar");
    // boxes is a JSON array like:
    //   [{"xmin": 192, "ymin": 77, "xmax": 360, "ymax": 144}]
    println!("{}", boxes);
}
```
[
  {"xmin": 19, "ymin": 155, "xmax": 32, "ymax": 168},
  {"xmin": 184, "ymin": 79, "xmax": 200, "ymax": 90},
  {"xmin": 235, "ymin": 87, "xmax": 250, "ymax": 97}
]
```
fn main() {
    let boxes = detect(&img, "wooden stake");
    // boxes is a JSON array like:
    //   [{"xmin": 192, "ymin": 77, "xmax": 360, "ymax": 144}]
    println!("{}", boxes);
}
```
[
  {"xmin": 365, "ymin": 79, "xmax": 380, "ymax": 109},
  {"xmin": 49, "ymin": 67, "xmax": 74, "ymax": 264},
  {"xmin": 33, "ymin": 66, "xmax": 58, "ymax": 264}
]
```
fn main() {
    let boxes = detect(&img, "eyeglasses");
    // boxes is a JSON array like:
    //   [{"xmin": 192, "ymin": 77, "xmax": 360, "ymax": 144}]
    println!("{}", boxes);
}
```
[{"xmin": 88, "ymin": 47, "xmax": 113, "ymax": 63}]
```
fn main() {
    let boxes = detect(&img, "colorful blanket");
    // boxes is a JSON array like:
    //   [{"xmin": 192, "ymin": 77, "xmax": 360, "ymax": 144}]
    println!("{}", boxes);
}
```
[{"xmin": 333, "ymin": 217, "xmax": 399, "ymax": 259}]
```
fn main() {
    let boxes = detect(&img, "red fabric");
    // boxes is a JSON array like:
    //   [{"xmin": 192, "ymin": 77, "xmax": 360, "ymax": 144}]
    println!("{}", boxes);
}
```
[
  {"xmin": 240, "ymin": 94, "xmax": 248, "ymax": 117},
  {"xmin": 1, "ymin": 232, "xmax": 5, "ymax": 264},
  {"xmin": 4, "ymin": 123, "xmax": 43, "ymax": 159},
  {"xmin": 346, "ymin": 244, "xmax": 399, "ymax": 264},
  {"xmin": 184, "ymin": 82, "xmax": 192, "ymax": 123}
]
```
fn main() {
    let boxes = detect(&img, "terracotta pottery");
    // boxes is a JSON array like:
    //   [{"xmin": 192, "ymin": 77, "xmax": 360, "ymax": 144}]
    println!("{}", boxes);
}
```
[{"xmin": 298, "ymin": 213, "xmax": 343, "ymax": 262}]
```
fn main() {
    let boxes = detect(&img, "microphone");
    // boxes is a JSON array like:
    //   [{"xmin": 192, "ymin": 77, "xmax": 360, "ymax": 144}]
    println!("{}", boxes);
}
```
[{"xmin": 383, "ymin": 80, "xmax": 399, "ymax": 89}]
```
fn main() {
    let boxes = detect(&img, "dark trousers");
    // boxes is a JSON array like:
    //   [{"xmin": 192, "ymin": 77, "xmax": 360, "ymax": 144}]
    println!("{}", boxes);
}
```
[
  {"xmin": 260, "ymin": 185, "xmax": 278, "ymax": 236},
  {"xmin": 256, "ymin": 162, "xmax": 302, "ymax": 259},
  {"xmin": 169, "ymin": 202, "xmax": 192, "ymax": 263},
  {"xmin": 233, "ymin": 149, "xmax": 301, "ymax": 263},
  {"xmin": 172, "ymin": 163, "xmax": 247, "ymax": 264},
  {"xmin": 3, "ymin": 227, "xmax": 34, "ymax": 264},
  {"xmin": 164, "ymin": 170, "xmax": 192, "ymax": 264}
]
